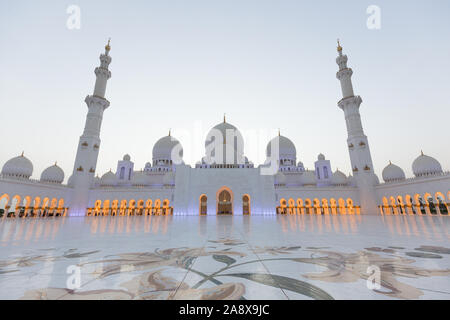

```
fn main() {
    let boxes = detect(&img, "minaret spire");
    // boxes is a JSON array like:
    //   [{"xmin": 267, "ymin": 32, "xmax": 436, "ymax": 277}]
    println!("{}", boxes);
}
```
[
  {"xmin": 69, "ymin": 41, "xmax": 113, "ymax": 216},
  {"xmin": 336, "ymin": 42, "xmax": 377, "ymax": 214}
]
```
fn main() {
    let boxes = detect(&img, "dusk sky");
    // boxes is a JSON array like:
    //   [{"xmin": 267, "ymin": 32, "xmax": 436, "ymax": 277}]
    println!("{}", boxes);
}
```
[{"xmin": 1, "ymin": 0, "xmax": 449, "ymax": 181}]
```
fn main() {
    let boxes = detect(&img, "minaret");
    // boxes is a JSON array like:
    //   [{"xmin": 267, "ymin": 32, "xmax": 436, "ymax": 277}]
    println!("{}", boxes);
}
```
[
  {"xmin": 69, "ymin": 40, "xmax": 112, "ymax": 216},
  {"xmin": 336, "ymin": 40, "xmax": 378, "ymax": 214}
]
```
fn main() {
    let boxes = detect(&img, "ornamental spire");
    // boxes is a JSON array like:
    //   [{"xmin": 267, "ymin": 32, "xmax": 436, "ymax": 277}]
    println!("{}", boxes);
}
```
[
  {"xmin": 105, "ymin": 38, "xmax": 111, "ymax": 55},
  {"xmin": 337, "ymin": 39, "xmax": 342, "ymax": 52}
]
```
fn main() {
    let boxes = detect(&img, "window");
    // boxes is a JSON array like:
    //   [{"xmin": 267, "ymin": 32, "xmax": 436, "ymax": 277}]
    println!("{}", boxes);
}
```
[
  {"xmin": 120, "ymin": 167, "xmax": 125, "ymax": 179},
  {"xmin": 317, "ymin": 167, "xmax": 320, "ymax": 179},
  {"xmin": 323, "ymin": 167, "xmax": 329, "ymax": 179}
]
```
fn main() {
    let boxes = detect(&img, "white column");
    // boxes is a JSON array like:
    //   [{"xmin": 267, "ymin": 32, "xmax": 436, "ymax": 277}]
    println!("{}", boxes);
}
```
[
  {"xmin": 336, "ymin": 41, "xmax": 378, "ymax": 214},
  {"xmin": 69, "ymin": 41, "xmax": 112, "ymax": 216}
]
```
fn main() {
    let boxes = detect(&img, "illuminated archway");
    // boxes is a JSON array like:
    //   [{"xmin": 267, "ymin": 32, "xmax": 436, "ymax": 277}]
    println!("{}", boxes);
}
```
[
  {"xmin": 396, "ymin": 196, "xmax": 405, "ymax": 215},
  {"xmin": 313, "ymin": 198, "xmax": 321, "ymax": 214},
  {"xmin": 216, "ymin": 187, "xmax": 233, "ymax": 215},
  {"xmin": 288, "ymin": 198, "xmax": 295, "ymax": 215},
  {"xmin": 128, "ymin": 200, "xmax": 136, "ymax": 216},
  {"xmin": 103, "ymin": 200, "xmax": 111, "ymax": 216},
  {"xmin": 154, "ymin": 199, "xmax": 161, "ymax": 215},
  {"xmin": 163, "ymin": 199, "xmax": 170, "ymax": 215},
  {"xmin": 137, "ymin": 199, "xmax": 144, "ymax": 216},
  {"xmin": 338, "ymin": 198, "xmax": 346, "ymax": 215},
  {"xmin": 389, "ymin": 196, "xmax": 397, "ymax": 215},
  {"xmin": 242, "ymin": 194, "xmax": 250, "ymax": 215},
  {"xmin": 322, "ymin": 199, "xmax": 329, "ymax": 215},
  {"xmin": 145, "ymin": 199, "xmax": 152, "ymax": 215},
  {"xmin": 424, "ymin": 193, "xmax": 436, "ymax": 215},
  {"xmin": 119, "ymin": 200, "xmax": 127, "ymax": 216},
  {"xmin": 382, "ymin": 197, "xmax": 389, "ymax": 215},
  {"xmin": 405, "ymin": 195, "xmax": 414, "ymax": 215},
  {"xmin": 199, "ymin": 195, "xmax": 207, "ymax": 215},
  {"xmin": 435, "ymin": 192, "xmax": 448, "ymax": 215},
  {"xmin": 330, "ymin": 198, "xmax": 337, "ymax": 215},
  {"xmin": 305, "ymin": 199, "xmax": 312, "ymax": 214},
  {"xmin": 296, "ymin": 198, "xmax": 304, "ymax": 214},
  {"xmin": 111, "ymin": 199, "xmax": 119, "ymax": 216},
  {"xmin": 57, "ymin": 199, "xmax": 65, "ymax": 216},
  {"xmin": 346, "ymin": 198, "xmax": 354, "ymax": 215},
  {"xmin": 94, "ymin": 200, "xmax": 102, "ymax": 216}
]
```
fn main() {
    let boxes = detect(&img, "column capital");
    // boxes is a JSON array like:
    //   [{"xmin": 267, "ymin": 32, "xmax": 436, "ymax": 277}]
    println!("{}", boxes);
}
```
[
  {"xmin": 338, "ymin": 95, "xmax": 362, "ymax": 110},
  {"xmin": 85, "ymin": 95, "xmax": 110, "ymax": 110},
  {"xmin": 336, "ymin": 68, "xmax": 353, "ymax": 80}
]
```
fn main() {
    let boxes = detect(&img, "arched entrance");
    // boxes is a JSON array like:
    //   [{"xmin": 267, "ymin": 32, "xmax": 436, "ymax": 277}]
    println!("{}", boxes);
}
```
[
  {"xmin": 199, "ymin": 195, "xmax": 207, "ymax": 215},
  {"xmin": 217, "ymin": 187, "xmax": 233, "ymax": 215},
  {"xmin": 243, "ymin": 194, "xmax": 250, "ymax": 215}
]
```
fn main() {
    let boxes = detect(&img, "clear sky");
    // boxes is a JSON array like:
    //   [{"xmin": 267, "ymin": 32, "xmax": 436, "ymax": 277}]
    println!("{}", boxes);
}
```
[{"xmin": 0, "ymin": 0, "xmax": 449, "ymax": 182}]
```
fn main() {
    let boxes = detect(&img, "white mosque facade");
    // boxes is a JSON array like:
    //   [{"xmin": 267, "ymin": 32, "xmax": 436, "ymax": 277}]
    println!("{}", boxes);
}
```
[{"xmin": 0, "ymin": 41, "xmax": 449, "ymax": 218}]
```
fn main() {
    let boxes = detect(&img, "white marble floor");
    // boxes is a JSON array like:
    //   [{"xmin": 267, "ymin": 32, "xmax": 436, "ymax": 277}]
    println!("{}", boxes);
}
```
[{"xmin": 0, "ymin": 214, "xmax": 449, "ymax": 300}]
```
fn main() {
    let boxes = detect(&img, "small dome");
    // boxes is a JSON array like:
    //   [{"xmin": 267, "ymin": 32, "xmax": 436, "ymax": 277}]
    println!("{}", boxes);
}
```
[
  {"xmin": 299, "ymin": 170, "xmax": 317, "ymax": 186},
  {"xmin": 123, "ymin": 154, "xmax": 131, "ymax": 161},
  {"xmin": 317, "ymin": 153, "xmax": 325, "ymax": 161},
  {"xmin": 40, "ymin": 163, "xmax": 65, "ymax": 184},
  {"xmin": 412, "ymin": 152, "xmax": 443, "ymax": 177},
  {"xmin": 266, "ymin": 135, "xmax": 296, "ymax": 159},
  {"xmin": 382, "ymin": 162, "xmax": 406, "ymax": 182},
  {"xmin": 205, "ymin": 121, "xmax": 244, "ymax": 164},
  {"xmin": 297, "ymin": 161, "xmax": 304, "ymax": 167},
  {"xmin": 274, "ymin": 172, "xmax": 286, "ymax": 185},
  {"xmin": 93, "ymin": 175, "xmax": 101, "ymax": 186},
  {"xmin": 1, "ymin": 153, "xmax": 33, "ymax": 179},
  {"xmin": 153, "ymin": 135, "xmax": 183, "ymax": 162},
  {"xmin": 131, "ymin": 171, "xmax": 148, "ymax": 186},
  {"xmin": 331, "ymin": 170, "xmax": 348, "ymax": 186},
  {"xmin": 163, "ymin": 172, "xmax": 175, "ymax": 185},
  {"xmin": 100, "ymin": 171, "xmax": 117, "ymax": 186}
]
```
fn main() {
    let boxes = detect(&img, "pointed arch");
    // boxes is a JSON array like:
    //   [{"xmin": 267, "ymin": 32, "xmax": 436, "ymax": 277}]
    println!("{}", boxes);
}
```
[
  {"xmin": 242, "ymin": 194, "xmax": 250, "ymax": 215},
  {"xmin": 346, "ymin": 198, "xmax": 354, "ymax": 214},
  {"xmin": 145, "ymin": 199, "xmax": 153, "ymax": 215},
  {"xmin": 296, "ymin": 198, "xmax": 304, "ymax": 214},
  {"xmin": 381, "ymin": 197, "xmax": 389, "ymax": 215},
  {"xmin": 330, "ymin": 198, "xmax": 337, "ymax": 215},
  {"xmin": 119, "ymin": 200, "xmax": 127, "ymax": 216},
  {"xmin": 313, "ymin": 198, "xmax": 321, "ymax": 214},
  {"xmin": 338, "ymin": 198, "xmax": 346, "ymax": 215},
  {"xmin": 305, "ymin": 198, "xmax": 312, "ymax": 214},
  {"xmin": 199, "ymin": 194, "xmax": 207, "ymax": 215},
  {"xmin": 288, "ymin": 198, "xmax": 295, "ymax": 214},
  {"xmin": 128, "ymin": 199, "xmax": 136, "ymax": 216},
  {"xmin": 321, "ymin": 198, "xmax": 329, "ymax": 215},
  {"xmin": 154, "ymin": 199, "xmax": 161, "ymax": 215},
  {"xmin": 216, "ymin": 186, "xmax": 233, "ymax": 215}
]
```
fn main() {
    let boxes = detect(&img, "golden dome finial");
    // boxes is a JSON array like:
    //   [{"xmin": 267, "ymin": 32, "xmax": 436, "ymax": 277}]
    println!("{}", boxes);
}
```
[
  {"xmin": 55, "ymin": 161, "xmax": 58, "ymax": 166},
  {"xmin": 278, "ymin": 128, "xmax": 280, "ymax": 136},
  {"xmin": 169, "ymin": 128, "xmax": 171, "ymax": 137},
  {"xmin": 223, "ymin": 113, "xmax": 226, "ymax": 123},
  {"xmin": 421, "ymin": 150, "xmax": 424, "ymax": 156},
  {"xmin": 389, "ymin": 160, "xmax": 392, "ymax": 165},
  {"xmin": 337, "ymin": 39, "xmax": 342, "ymax": 52},
  {"xmin": 105, "ymin": 38, "xmax": 111, "ymax": 51}
]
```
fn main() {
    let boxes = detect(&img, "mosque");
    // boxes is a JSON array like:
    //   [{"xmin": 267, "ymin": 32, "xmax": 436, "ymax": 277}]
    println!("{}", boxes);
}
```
[{"xmin": 0, "ymin": 41, "xmax": 449, "ymax": 217}]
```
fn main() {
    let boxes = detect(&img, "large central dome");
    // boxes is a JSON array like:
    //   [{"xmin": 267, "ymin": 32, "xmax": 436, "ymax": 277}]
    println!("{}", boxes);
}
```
[{"xmin": 204, "ymin": 120, "xmax": 244, "ymax": 165}]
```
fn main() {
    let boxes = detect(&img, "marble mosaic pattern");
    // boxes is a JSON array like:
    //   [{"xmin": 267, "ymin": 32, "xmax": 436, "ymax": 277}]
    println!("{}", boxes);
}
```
[{"xmin": 0, "ymin": 215, "xmax": 449, "ymax": 300}]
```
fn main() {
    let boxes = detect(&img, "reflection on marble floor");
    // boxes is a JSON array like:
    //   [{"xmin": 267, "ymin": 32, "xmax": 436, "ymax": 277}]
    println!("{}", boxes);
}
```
[{"xmin": 0, "ymin": 215, "xmax": 449, "ymax": 300}]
